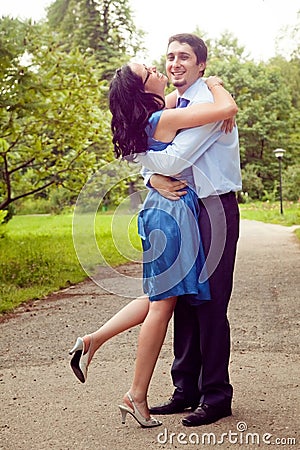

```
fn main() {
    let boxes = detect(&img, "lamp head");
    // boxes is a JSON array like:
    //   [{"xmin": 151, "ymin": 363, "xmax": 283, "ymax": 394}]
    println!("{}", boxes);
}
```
[{"xmin": 273, "ymin": 148, "xmax": 286, "ymax": 159}]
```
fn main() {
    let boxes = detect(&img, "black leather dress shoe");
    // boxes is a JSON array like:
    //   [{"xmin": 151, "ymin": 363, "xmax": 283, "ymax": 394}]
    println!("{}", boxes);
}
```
[
  {"xmin": 182, "ymin": 402, "xmax": 232, "ymax": 427},
  {"xmin": 149, "ymin": 397, "xmax": 198, "ymax": 415}
]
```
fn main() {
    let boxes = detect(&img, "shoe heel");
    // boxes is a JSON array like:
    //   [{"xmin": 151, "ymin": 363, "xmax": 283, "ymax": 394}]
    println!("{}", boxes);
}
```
[
  {"xmin": 119, "ymin": 394, "xmax": 162, "ymax": 428},
  {"xmin": 119, "ymin": 405, "xmax": 128, "ymax": 424},
  {"xmin": 69, "ymin": 337, "xmax": 83, "ymax": 355}
]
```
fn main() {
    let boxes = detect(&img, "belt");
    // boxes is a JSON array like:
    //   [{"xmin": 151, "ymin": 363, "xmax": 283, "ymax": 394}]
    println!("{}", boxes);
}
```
[
  {"xmin": 219, "ymin": 191, "xmax": 236, "ymax": 198},
  {"xmin": 199, "ymin": 191, "xmax": 236, "ymax": 201}
]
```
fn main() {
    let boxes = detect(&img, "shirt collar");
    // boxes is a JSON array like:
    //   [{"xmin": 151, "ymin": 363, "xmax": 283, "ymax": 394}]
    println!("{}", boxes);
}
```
[{"xmin": 177, "ymin": 78, "xmax": 205, "ymax": 102}]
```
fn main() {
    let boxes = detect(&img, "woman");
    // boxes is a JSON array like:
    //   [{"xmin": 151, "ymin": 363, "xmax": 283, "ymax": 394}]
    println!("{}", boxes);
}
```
[{"xmin": 69, "ymin": 63, "xmax": 238, "ymax": 428}]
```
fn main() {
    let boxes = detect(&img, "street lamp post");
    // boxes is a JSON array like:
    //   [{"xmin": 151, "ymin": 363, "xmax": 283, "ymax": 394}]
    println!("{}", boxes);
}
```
[{"xmin": 273, "ymin": 148, "xmax": 286, "ymax": 215}]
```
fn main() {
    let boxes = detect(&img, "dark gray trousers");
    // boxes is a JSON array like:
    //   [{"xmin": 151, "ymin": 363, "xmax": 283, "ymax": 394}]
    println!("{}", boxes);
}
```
[{"xmin": 172, "ymin": 192, "xmax": 240, "ymax": 406}]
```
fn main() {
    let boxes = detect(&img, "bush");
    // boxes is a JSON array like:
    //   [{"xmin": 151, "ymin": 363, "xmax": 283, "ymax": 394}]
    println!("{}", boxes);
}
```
[
  {"xmin": 0, "ymin": 210, "xmax": 8, "ymax": 238},
  {"xmin": 282, "ymin": 164, "xmax": 300, "ymax": 201},
  {"xmin": 240, "ymin": 164, "xmax": 264, "ymax": 200}
]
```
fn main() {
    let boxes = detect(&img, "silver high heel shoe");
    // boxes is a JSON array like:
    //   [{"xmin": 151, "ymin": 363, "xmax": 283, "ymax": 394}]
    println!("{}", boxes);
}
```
[
  {"xmin": 118, "ymin": 392, "xmax": 162, "ymax": 428},
  {"xmin": 69, "ymin": 336, "xmax": 93, "ymax": 383}
]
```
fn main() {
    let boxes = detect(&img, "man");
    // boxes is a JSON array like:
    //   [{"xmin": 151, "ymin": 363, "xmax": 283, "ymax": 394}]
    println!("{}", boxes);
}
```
[{"xmin": 137, "ymin": 33, "xmax": 242, "ymax": 427}]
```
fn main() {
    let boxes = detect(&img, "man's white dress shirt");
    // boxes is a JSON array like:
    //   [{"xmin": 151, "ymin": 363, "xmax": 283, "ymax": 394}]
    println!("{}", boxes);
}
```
[{"xmin": 137, "ymin": 78, "xmax": 242, "ymax": 198}]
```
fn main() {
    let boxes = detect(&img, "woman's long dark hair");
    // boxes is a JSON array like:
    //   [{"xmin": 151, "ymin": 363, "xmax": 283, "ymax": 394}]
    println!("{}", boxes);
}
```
[{"xmin": 109, "ymin": 65, "xmax": 165, "ymax": 160}]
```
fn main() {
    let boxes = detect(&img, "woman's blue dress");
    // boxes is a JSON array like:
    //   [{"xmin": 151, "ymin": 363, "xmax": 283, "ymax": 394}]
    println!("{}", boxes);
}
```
[{"xmin": 138, "ymin": 110, "xmax": 211, "ymax": 304}]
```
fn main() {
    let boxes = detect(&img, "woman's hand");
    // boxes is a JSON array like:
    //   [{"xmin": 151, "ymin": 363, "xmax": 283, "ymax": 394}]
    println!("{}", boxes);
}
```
[
  {"xmin": 205, "ymin": 76, "xmax": 236, "ymax": 133},
  {"xmin": 221, "ymin": 116, "xmax": 236, "ymax": 133},
  {"xmin": 205, "ymin": 76, "xmax": 224, "ymax": 90}
]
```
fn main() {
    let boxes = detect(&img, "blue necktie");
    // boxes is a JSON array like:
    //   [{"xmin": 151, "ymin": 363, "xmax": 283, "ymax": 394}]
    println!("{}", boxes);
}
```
[{"xmin": 177, "ymin": 97, "xmax": 190, "ymax": 108}]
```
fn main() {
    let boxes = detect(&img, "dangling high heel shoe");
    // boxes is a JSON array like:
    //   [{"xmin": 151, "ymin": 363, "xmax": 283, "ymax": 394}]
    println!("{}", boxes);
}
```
[
  {"xmin": 69, "ymin": 336, "xmax": 93, "ymax": 383},
  {"xmin": 118, "ymin": 392, "xmax": 162, "ymax": 428}
]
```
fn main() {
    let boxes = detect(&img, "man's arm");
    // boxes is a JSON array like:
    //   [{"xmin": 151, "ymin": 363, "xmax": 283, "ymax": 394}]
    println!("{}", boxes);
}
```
[
  {"xmin": 137, "ymin": 122, "xmax": 222, "ymax": 175},
  {"xmin": 140, "ymin": 166, "xmax": 189, "ymax": 200}
]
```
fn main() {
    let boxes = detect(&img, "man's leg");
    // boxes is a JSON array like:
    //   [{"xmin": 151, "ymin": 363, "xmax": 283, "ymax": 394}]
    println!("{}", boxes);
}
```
[
  {"xmin": 197, "ymin": 193, "xmax": 239, "ymax": 405},
  {"xmin": 182, "ymin": 192, "xmax": 240, "ymax": 426},
  {"xmin": 171, "ymin": 297, "xmax": 202, "ymax": 405},
  {"xmin": 149, "ymin": 297, "xmax": 201, "ymax": 414}
]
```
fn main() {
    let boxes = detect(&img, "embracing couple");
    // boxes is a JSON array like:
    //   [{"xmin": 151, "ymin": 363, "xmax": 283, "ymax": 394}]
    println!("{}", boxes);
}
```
[{"xmin": 69, "ymin": 33, "xmax": 242, "ymax": 429}]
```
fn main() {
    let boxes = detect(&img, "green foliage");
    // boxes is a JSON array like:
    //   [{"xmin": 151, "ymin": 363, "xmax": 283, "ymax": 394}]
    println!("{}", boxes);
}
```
[
  {"xmin": 240, "ymin": 162, "xmax": 300, "ymax": 203},
  {"xmin": 0, "ymin": 6, "xmax": 148, "ymax": 218},
  {"xmin": 0, "ymin": 210, "xmax": 8, "ymax": 238},
  {"xmin": 46, "ymin": 0, "xmax": 145, "ymax": 76},
  {"xmin": 240, "ymin": 164, "xmax": 264, "ymax": 200},
  {"xmin": 0, "ymin": 17, "xmax": 111, "ymax": 212},
  {"xmin": 282, "ymin": 164, "xmax": 300, "ymax": 201},
  {"xmin": 206, "ymin": 31, "xmax": 300, "ymax": 199},
  {"xmin": 0, "ymin": 213, "xmax": 141, "ymax": 313},
  {"xmin": 270, "ymin": 55, "xmax": 300, "ymax": 109},
  {"xmin": 1, "ymin": 13, "xmax": 300, "ymax": 215},
  {"xmin": 0, "ymin": 210, "xmax": 7, "ymax": 222},
  {"xmin": 15, "ymin": 187, "xmax": 76, "ymax": 214}
]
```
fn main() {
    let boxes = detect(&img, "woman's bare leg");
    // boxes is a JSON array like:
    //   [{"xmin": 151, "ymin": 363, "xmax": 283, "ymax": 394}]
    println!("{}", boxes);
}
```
[
  {"xmin": 124, "ymin": 297, "xmax": 177, "ymax": 418},
  {"xmin": 83, "ymin": 295, "xmax": 150, "ymax": 364}
]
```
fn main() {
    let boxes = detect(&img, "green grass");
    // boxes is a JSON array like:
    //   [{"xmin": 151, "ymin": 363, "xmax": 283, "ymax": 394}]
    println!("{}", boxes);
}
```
[
  {"xmin": 239, "ymin": 201, "xmax": 300, "ymax": 227},
  {"xmin": 0, "ymin": 201, "xmax": 299, "ymax": 315},
  {"xmin": 0, "ymin": 213, "xmax": 141, "ymax": 314}
]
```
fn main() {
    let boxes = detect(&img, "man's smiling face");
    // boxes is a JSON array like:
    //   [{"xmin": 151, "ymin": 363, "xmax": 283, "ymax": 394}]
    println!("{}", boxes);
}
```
[{"xmin": 166, "ymin": 41, "xmax": 206, "ymax": 95}]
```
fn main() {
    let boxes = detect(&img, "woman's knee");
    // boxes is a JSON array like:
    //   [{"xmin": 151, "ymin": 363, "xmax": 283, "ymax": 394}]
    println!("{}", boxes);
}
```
[{"xmin": 149, "ymin": 297, "xmax": 176, "ymax": 320}]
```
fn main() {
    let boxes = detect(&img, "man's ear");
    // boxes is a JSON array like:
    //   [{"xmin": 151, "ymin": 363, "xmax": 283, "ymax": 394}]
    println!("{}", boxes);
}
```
[{"xmin": 199, "ymin": 62, "xmax": 206, "ymax": 73}]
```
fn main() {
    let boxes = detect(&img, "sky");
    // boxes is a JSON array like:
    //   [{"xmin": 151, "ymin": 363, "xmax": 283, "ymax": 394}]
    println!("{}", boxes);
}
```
[{"xmin": 0, "ymin": 0, "xmax": 299, "ymax": 61}]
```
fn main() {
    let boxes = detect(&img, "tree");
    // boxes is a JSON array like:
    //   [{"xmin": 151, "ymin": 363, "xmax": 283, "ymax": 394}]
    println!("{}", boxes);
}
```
[
  {"xmin": 209, "ymin": 31, "xmax": 248, "ymax": 62},
  {"xmin": 269, "ymin": 55, "xmax": 300, "ymax": 110},
  {"xmin": 282, "ymin": 164, "xmax": 300, "ymax": 201},
  {"xmin": 46, "ymin": 0, "xmax": 145, "ymax": 76},
  {"xmin": 240, "ymin": 164, "xmax": 264, "ymax": 200},
  {"xmin": 206, "ymin": 36, "xmax": 299, "ymax": 197},
  {"xmin": 0, "ymin": 18, "xmax": 111, "ymax": 211}
]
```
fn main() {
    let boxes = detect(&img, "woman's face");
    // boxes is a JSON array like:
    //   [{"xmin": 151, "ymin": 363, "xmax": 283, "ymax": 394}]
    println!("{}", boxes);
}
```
[{"xmin": 129, "ymin": 63, "xmax": 168, "ymax": 95}]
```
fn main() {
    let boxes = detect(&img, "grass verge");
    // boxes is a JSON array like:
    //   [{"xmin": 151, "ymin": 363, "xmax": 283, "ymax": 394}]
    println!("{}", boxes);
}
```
[
  {"xmin": 0, "ymin": 213, "xmax": 141, "ymax": 314},
  {"xmin": 239, "ymin": 201, "xmax": 300, "ymax": 227},
  {"xmin": 0, "ymin": 202, "xmax": 299, "ymax": 315}
]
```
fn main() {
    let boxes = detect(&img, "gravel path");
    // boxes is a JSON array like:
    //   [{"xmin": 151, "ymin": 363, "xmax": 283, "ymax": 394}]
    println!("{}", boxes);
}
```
[{"xmin": 0, "ymin": 219, "xmax": 299, "ymax": 450}]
